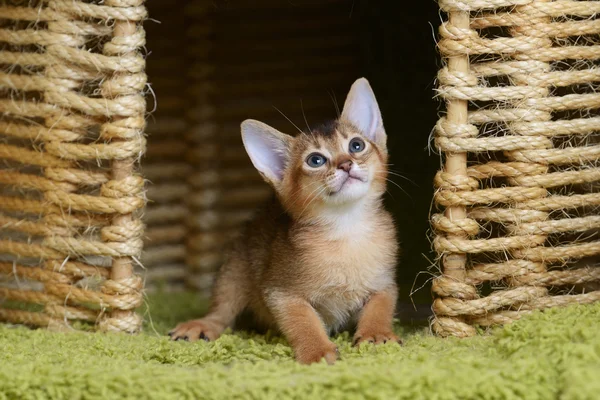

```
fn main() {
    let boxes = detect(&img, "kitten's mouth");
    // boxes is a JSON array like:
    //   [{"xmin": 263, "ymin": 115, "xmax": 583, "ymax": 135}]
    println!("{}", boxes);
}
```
[
  {"xmin": 346, "ymin": 175, "xmax": 367, "ymax": 183},
  {"xmin": 328, "ymin": 174, "xmax": 367, "ymax": 195}
]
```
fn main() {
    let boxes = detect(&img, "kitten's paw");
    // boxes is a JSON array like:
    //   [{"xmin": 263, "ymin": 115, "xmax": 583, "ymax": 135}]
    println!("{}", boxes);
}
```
[
  {"xmin": 295, "ymin": 341, "xmax": 339, "ymax": 365},
  {"xmin": 353, "ymin": 330, "xmax": 402, "ymax": 346},
  {"xmin": 168, "ymin": 319, "xmax": 222, "ymax": 342}
]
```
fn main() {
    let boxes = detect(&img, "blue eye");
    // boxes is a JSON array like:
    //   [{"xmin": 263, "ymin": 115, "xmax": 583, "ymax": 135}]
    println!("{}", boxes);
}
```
[
  {"xmin": 349, "ymin": 138, "xmax": 365, "ymax": 153},
  {"xmin": 306, "ymin": 153, "xmax": 327, "ymax": 168}
]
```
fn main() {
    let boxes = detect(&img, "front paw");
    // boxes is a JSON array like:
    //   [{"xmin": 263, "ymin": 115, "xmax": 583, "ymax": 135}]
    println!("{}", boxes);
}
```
[
  {"xmin": 353, "ymin": 330, "xmax": 402, "ymax": 346},
  {"xmin": 168, "ymin": 319, "xmax": 223, "ymax": 342},
  {"xmin": 295, "ymin": 341, "xmax": 339, "ymax": 365}
]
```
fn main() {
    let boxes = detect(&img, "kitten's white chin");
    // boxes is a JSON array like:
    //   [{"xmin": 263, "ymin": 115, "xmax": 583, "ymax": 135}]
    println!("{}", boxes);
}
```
[{"xmin": 326, "ymin": 178, "xmax": 370, "ymax": 204}]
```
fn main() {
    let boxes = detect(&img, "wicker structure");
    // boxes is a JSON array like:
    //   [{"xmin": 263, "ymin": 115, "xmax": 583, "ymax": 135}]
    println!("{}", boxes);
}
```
[
  {"xmin": 140, "ymin": 1, "xmax": 188, "ymax": 290},
  {"xmin": 0, "ymin": 1, "xmax": 147, "ymax": 333},
  {"xmin": 432, "ymin": 0, "xmax": 600, "ymax": 337}
]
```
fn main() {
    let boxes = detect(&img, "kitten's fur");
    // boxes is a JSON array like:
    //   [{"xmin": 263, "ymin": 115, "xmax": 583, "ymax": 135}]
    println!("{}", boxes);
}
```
[{"xmin": 169, "ymin": 78, "xmax": 400, "ymax": 364}]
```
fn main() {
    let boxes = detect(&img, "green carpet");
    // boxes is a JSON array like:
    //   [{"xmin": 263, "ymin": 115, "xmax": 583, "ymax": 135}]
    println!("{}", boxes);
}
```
[{"xmin": 0, "ymin": 292, "xmax": 599, "ymax": 400}]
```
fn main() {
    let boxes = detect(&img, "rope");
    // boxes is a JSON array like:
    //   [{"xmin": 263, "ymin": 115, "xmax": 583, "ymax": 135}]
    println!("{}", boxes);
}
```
[
  {"xmin": 432, "ymin": 0, "xmax": 600, "ymax": 337},
  {"xmin": 0, "ymin": 0, "xmax": 147, "ymax": 333}
]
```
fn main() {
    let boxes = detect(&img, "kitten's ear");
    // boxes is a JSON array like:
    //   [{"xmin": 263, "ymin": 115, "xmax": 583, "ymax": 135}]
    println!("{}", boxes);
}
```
[
  {"xmin": 341, "ymin": 78, "xmax": 386, "ymax": 148},
  {"xmin": 241, "ymin": 119, "xmax": 292, "ymax": 187}
]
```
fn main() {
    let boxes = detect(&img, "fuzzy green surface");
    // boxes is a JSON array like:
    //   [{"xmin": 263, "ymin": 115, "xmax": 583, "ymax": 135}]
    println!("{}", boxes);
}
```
[{"xmin": 0, "ymin": 293, "xmax": 599, "ymax": 400}]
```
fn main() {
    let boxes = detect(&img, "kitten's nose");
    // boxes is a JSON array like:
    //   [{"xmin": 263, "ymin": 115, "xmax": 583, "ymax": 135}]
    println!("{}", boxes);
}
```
[{"xmin": 337, "ymin": 159, "xmax": 353, "ymax": 172}]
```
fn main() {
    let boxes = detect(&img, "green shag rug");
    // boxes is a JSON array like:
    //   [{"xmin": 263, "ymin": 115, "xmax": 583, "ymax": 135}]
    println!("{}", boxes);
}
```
[{"xmin": 0, "ymin": 292, "xmax": 599, "ymax": 400}]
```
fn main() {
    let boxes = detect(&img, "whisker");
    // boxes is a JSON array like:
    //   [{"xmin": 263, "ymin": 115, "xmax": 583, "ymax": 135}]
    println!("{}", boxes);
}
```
[
  {"xmin": 328, "ymin": 90, "xmax": 340, "ymax": 117},
  {"xmin": 381, "ymin": 164, "xmax": 418, "ymax": 186},
  {"xmin": 301, "ymin": 99, "xmax": 311, "ymax": 133},
  {"xmin": 298, "ymin": 186, "xmax": 328, "ymax": 220},
  {"xmin": 385, "ymin": 189, "xmax": 396, "ymax": 201},
  {"xmin": 384, "ymin": 177, "xmax": 408, "ymax": 195},
  {"xmin": 373, "ymin": 169, "xmax": 413, "ymax": 200},
  {"xmin": 297, "ymin": 182, "xmax": 327, "ymax": 211},
  {"xmin": 275, "ymin": 180, "xmax": 322, "ymax": 219},
  {"xmin": 386, "ymin": 178, "xmax": 413, "ymax": 200},
  {"xmin": 386, "ymin": 170, "xmax": 419, "ymax": 187},
  {"xmin": 285, "ymin": 180, "xmax": 322, "ymax": 208},
  {"xmin": 273, "ymin": 106, "xmax": 303, "ymax": 134}
]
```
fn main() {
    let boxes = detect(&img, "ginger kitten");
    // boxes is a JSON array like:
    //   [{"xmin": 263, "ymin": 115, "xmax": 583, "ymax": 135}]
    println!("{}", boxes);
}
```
[{"xmin": 169, "ymin": 78, "xmax": 400, "ymax": 364}]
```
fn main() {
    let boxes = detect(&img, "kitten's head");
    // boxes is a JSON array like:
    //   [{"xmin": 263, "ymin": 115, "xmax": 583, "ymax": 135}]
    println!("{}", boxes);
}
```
[{"xmin": 241, "ymin": 78, "xmax": 388, "ymax": 220}]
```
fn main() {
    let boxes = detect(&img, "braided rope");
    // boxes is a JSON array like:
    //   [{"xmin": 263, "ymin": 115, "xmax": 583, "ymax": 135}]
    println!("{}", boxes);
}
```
[
  {"xmin": 0, "ymin": 0, "xmax": 147, "ymax": 333},
  {"xmin": 432, "ymin": 0, "xmax": 600, "ymax": 337},
  {"xmin": 0, "ymin": 309, "xmax": 52, "ymax": 327}
]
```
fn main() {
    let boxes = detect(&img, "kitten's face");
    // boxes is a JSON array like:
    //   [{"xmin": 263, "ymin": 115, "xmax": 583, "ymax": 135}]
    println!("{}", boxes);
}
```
[
  {"xmin": 281, "ymin": 121, "xmax": 387, "ymax": 214},
  {"xmin": 241, "ymin": 78, "xmax": 388, "ymax": 221}
]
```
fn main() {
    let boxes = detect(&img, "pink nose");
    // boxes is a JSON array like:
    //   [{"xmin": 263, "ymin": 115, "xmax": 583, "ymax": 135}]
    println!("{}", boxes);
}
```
[{"xmin": 338, "ymin": 160, "xmax": 352, "ymax": 172}]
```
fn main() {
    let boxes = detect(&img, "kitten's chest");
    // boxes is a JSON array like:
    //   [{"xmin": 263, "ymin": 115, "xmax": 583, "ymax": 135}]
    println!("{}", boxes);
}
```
[
  {"xmin": 297, "ymin": 229, "xmax": 396, "ymax": 326},
  {"xmin": 310, "ymin": 238, "xmax": 393, "ymax": 293},
  {"xmin": 296, "ymin": 213, "xmax": 396, "ymax": 275}
]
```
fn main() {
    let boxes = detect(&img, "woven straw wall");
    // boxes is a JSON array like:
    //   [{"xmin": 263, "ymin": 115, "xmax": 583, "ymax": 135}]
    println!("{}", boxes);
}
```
[
  {"xmin": 184, "ymin": 0, "xmax": 361, "ymax": 295},
  {"xmin": 0, "ymin": 0, "xmax": 147, "ymax": 333},
  {"xmin": 140, "ymin": 1, "xmax": 188, "ymax": 291},
  {"xmin": 432, "ymin": 0, "xmax": 600, "ymax": 337}
]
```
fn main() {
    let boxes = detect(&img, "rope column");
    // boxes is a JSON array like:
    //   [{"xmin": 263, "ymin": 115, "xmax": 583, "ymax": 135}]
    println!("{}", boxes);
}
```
[
  {"xmin": 100, "ymin": 0, "xmax": 147, "ymax": 333},
  {"xmin": 432, "ymin": 0, "xmax": 600, "ymax": 336},
  {"xmin": 432, "ymin": 6, "xmax": 477, "ymax": 337}
]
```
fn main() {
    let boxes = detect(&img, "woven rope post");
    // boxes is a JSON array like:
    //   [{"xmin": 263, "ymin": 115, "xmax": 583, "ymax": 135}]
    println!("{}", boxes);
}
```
[
  {"xmin": 100, "ymin": 0, "xmax": 146, "ymax": 333},
  {"xmin": 432, "ymin": 0, "xmax": 600, "ymax": 337},
  {"xmin": 0, "ymin": 0, "xmax": 147, "ymax": 333}
]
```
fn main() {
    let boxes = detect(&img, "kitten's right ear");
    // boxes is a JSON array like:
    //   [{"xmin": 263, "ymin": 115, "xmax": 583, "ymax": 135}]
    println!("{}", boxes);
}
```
[{"xmin": 241, "ymin": 119, "xmax": 292, "ymax": 187}]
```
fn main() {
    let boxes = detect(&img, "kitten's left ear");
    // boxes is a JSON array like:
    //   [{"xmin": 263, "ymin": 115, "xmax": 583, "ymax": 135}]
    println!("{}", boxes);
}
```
[{"xmin": 341, "ymin": 78, "xmax": 386, "ymax": 149}]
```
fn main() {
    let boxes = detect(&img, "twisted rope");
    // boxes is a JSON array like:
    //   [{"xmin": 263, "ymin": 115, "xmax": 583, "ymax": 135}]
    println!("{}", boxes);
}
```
[
  {"xmin": 0, "ymin": 0, "xmax": 147, "ymax": 333},
  {"xmin": 432, "ymin": 0, "xmax": 600, "ymax": 337}
]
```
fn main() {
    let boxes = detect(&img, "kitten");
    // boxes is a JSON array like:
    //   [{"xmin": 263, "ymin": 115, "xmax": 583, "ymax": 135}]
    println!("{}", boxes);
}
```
[{"xmin": 169, "ymin": 78, "xmax": 400, "ymax": 364}]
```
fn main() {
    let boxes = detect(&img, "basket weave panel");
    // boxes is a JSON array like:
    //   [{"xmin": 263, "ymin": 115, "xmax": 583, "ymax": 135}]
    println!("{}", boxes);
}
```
[
  {"xmin": 432, "ymin": 0, "xmax": 600, "ymax": 337},
  {"xmin": 0, "ymin": 0, "xmax": 147, "ymax": 333},
  {"xmin": 140, "ymin": 1, "xmax": 188, "ymax": 291}
]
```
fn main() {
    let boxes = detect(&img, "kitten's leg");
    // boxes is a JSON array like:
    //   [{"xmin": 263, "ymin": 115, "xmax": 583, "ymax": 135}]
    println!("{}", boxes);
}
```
[
  {"xmin": 169, "ymin": 258, "xmax": 248, "ymax": 342},
  {"xmin": 267, "ymin": 292, "xmax": 338, "ymax": 365},
  {"xmin": 353, "ymin": 284, "xmax": 402, "ymax": 346}
]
